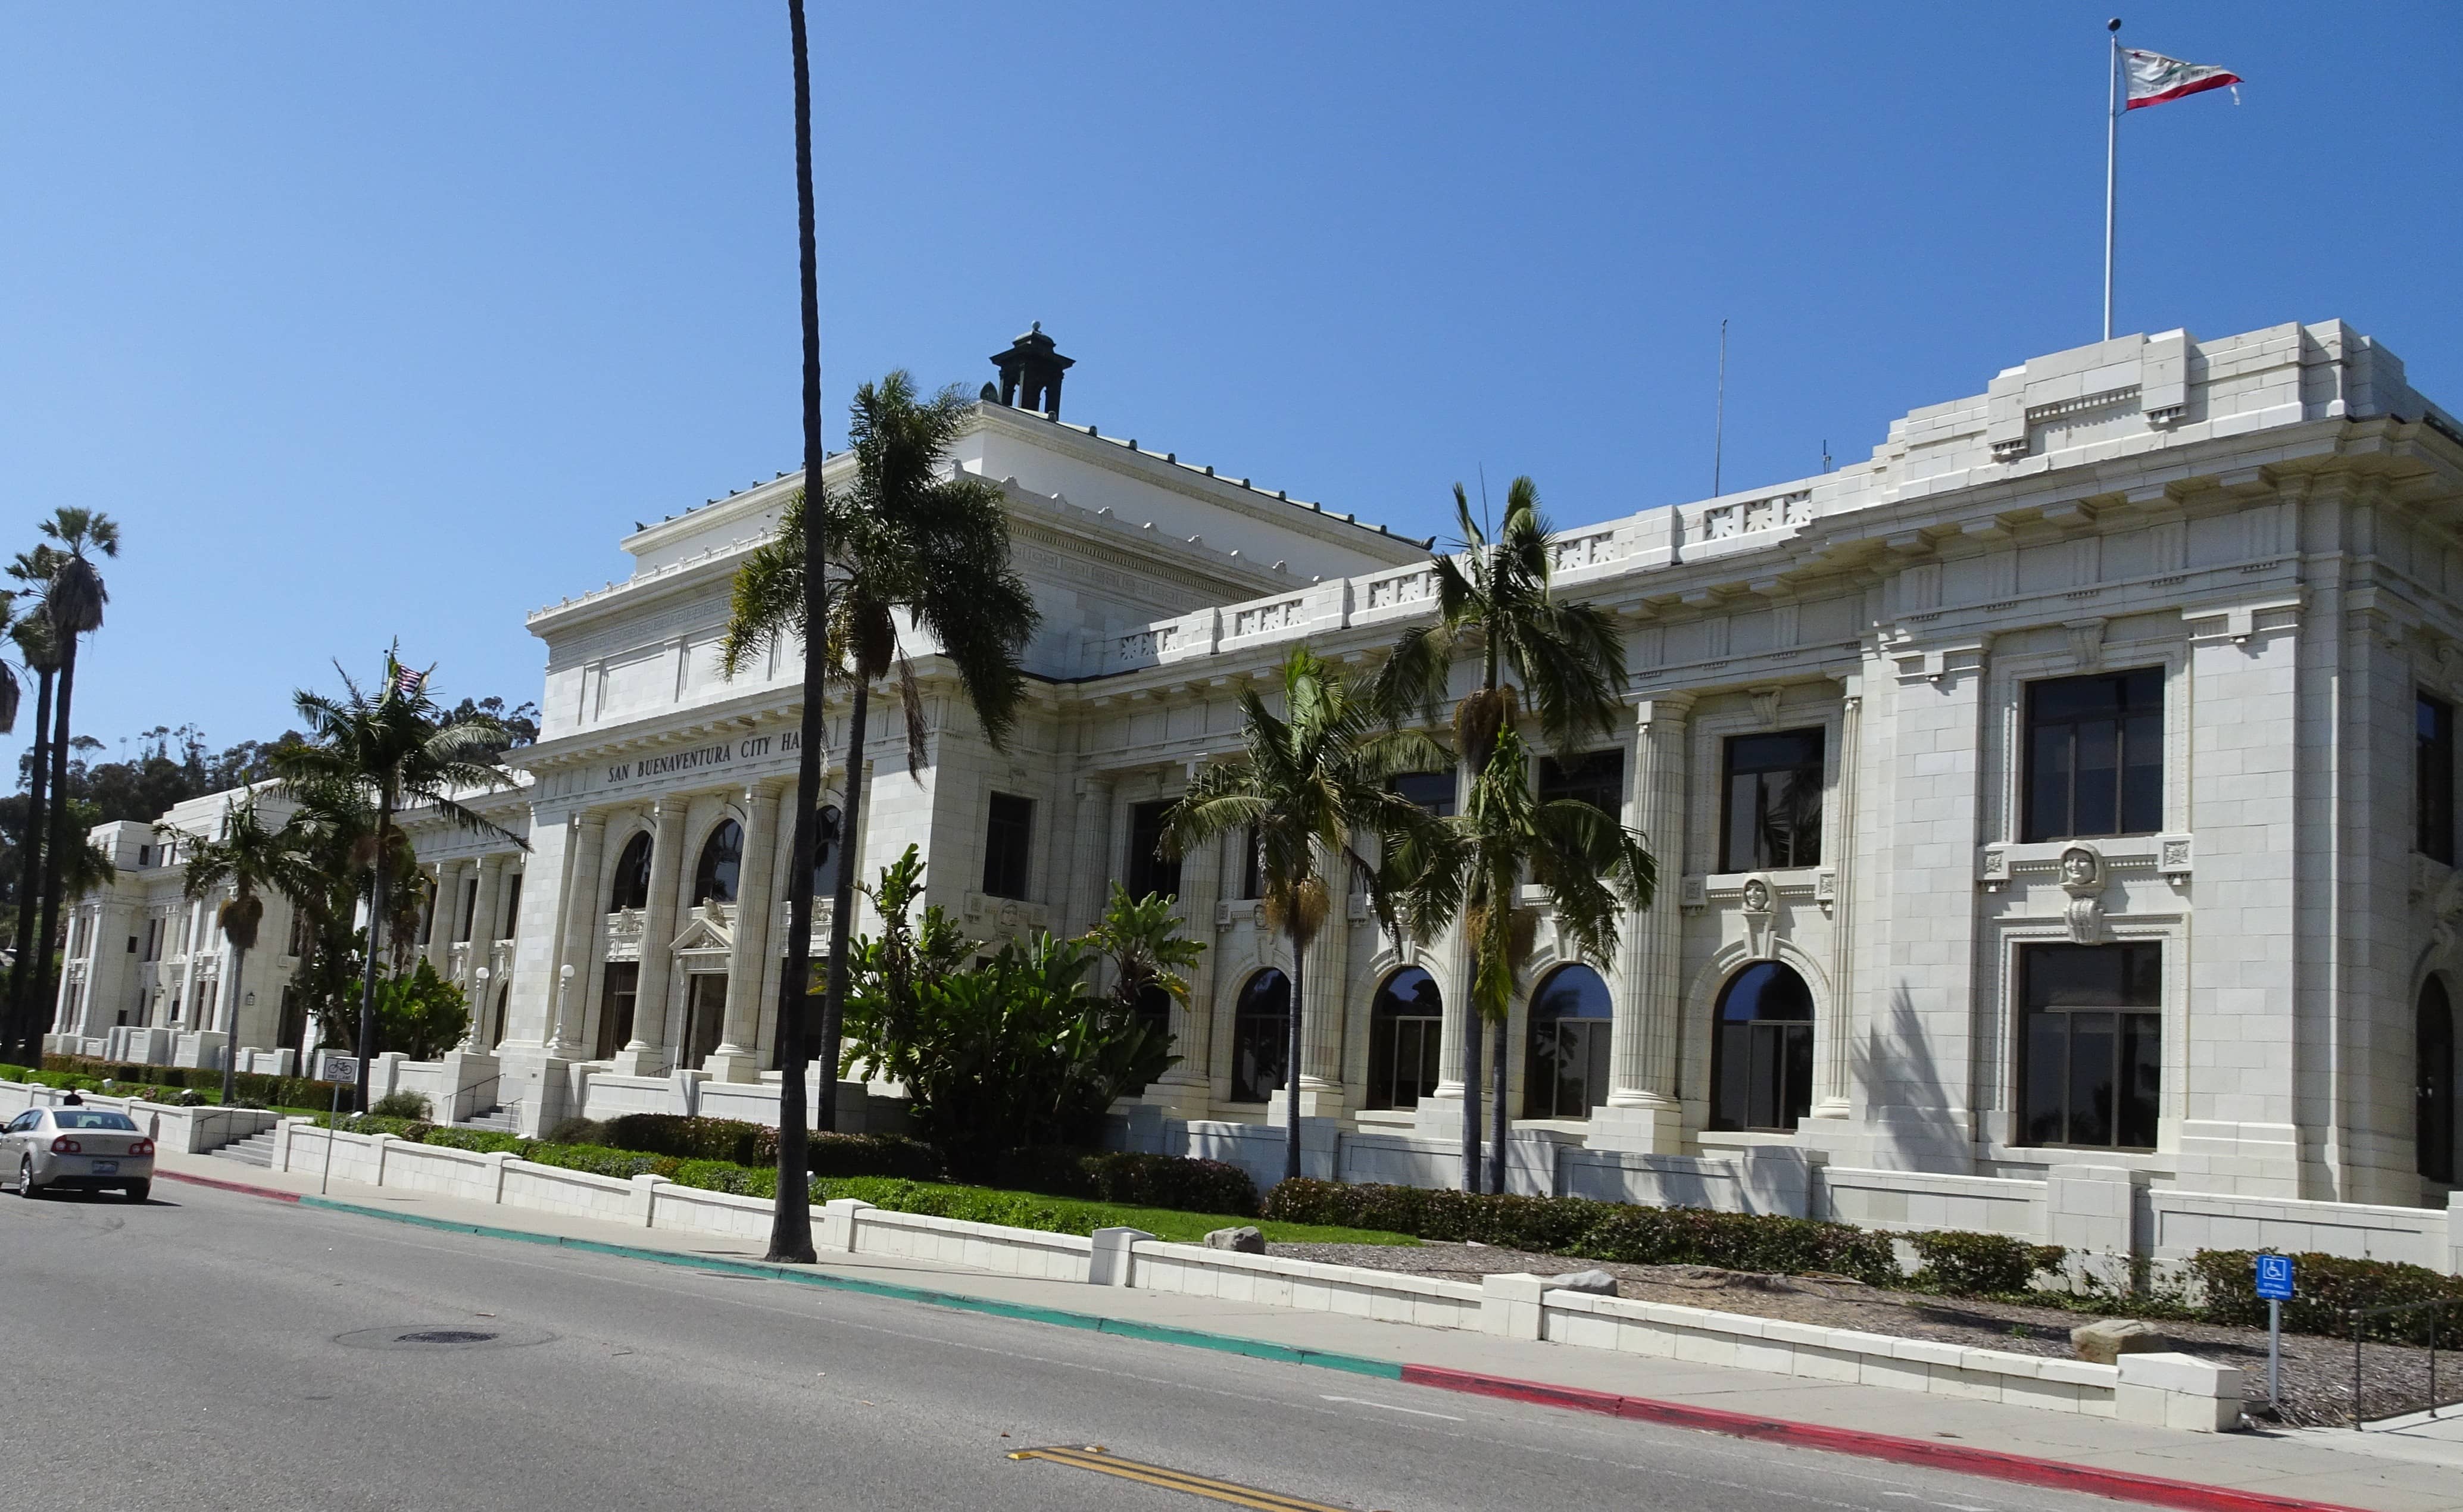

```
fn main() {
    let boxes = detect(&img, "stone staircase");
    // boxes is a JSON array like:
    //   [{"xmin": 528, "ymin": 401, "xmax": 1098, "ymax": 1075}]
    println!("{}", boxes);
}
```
[
  {"xmin": 210, "ymin": 1130, "xmax": 279, "ymax": 1169},
  {"xmin": 457, "ymin": 1105, "xmax": 518, "ymax": 1133}
]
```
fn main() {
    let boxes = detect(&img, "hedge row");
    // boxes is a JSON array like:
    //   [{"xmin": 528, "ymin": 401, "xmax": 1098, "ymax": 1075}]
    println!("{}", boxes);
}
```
[
  {"xmin": 2186, "ymin": 1249, "xmax": 2463, "ymax": 1347},
  {"xmin": 991, "ymin": 1145, "xmax": 1260, "ymax": 1218},
  {"xmin": 46, "ymin": 1055, "xmax": 342, "ymax": 1111},
  {"xmin": 545, "ymin": 1114, "xmax": 946, "ymax": 1181}
]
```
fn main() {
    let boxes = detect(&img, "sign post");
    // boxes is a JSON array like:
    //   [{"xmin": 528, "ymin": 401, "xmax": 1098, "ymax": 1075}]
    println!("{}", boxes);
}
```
[{"xmin": 2255, "ymin": 1253, "xmax": 2295, "ymax": 1413}]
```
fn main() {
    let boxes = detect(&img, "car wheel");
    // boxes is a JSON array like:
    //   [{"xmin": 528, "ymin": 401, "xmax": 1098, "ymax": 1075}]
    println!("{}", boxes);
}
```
[
  {"xmin": 122, "ymin": 1181, "xmax": 150, "ymax": 1204},
  {"xmin": 17, "ymin": 1157, "xmax": 37, "ymax": 1198}
]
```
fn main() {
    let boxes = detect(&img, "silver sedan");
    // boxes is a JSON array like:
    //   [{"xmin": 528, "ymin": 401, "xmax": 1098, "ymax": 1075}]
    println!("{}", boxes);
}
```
[{"xmin": 2, "ymin": 1106, "xmax": 155, "ymax": 1201}]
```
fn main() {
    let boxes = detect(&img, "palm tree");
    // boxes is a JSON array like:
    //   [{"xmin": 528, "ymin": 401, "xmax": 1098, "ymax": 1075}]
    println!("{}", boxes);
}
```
[
  {"xmin": 721, "ymin": 370, "xmax": 1039, "ymax": 1257},
  {"xmin": 4, "ymin": 569, "xmax": 60, "ymax": 1064},
  {"xmin": 170, "ymin": 795, "xmax": 311, "ymax": 1104},
  {"xmin": 1082, "ymin": 882, "xmax": 1206, "ymax": 1029},
  {"xmin": 1369, "ymin": 477, "xmax": 1634, "ymax": 1192},
  {"xmin": 1163, "ymin": 645, "xmax": 1447, "ymax": 1183},
  {"xmin": 1391, "ymin": 723, "xmax": 1653, "ymax": 1192},
  {"xmin": 274, "ymin": 651, "xmax": 522, "ymax": 1111},
  {"xmin": 26, "ymin": 512, "xmax": 116, "ymax": 1069}
]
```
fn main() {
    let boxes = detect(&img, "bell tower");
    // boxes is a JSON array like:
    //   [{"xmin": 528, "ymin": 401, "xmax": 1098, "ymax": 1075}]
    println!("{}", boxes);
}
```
[{"xmin": 989, "ymin": 323, "xmax": 1075, "ymax": 419}]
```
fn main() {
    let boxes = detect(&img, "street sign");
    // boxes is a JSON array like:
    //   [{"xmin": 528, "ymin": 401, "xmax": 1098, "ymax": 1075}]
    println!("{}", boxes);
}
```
[
  {"xmin": 2255, "ymin": 1254, "xmax": 2293, "ymax": 1416},
  {"xmin": 2255, "ymin": 1254, "xmax": 2294, "ymax": 1301}
]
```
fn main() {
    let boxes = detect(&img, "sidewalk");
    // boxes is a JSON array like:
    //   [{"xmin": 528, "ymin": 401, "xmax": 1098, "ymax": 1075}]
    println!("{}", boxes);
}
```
[{"xmin": 157, "ymin": 1153, "xmax": 2460, "ymax": 1512}]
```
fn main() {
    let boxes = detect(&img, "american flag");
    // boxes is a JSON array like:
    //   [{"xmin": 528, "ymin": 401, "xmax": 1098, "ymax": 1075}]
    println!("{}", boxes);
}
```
[{"xmin": 393, "ymin": 663, "xmax": 426, "ymax": 696}]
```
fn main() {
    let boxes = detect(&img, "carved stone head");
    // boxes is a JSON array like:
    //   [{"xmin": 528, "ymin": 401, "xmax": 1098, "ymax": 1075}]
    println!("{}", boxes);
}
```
[{"xmin": 1741, "ymin": 877, "xmax": 1772, "ymax": 914}]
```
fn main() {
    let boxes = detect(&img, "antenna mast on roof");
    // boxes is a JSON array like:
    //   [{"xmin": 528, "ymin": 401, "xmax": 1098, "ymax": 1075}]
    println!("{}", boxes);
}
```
[{"xmin": 1712, "ymin": 318, "xmax": 1729, "ymax": 498}]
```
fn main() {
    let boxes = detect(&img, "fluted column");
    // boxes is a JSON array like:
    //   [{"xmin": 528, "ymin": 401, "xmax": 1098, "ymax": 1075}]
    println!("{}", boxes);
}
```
[
  {"xmin": 1813, "ymin": 682, "xmax": 1861, "ymax": 1118},
  {"xmin": 611, "ymin": 799, "xmax": 686, "ymax": 1075},
  {"xmin": 1151, "ymin": 827, "xmax": 1219, "ymax": 1114},
  {"xmin": 460, "ymin": 857, "xmax": 504, "ymax": 1047},
  {"xmin": 1593, "ymin": 694, "xmax": 1691, "ymax": 1152},
  {"xmin": 1296, "ymin": 839, "xmax": 1349, "ymax": 1113},
  {"xmin": 1067, "ymin": 774, "xmax": 1116, "ymax": 933},
  {"xmin": 708, "ymin": 783, "xmax": 778, "ymax": 1082},
  {"xmin": 426, "ymin": 860, "xmax": 467, "ymax": 978},
  {"xmin": 547, "ymin": 812, "xmax": 607, "ymax": 1056}
]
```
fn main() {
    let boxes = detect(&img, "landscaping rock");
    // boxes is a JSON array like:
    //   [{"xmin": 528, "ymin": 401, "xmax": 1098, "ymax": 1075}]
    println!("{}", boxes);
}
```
[
  {"xmin": 1544, "ymin": 1269, "xmax": 1619, "ymax": 1297},
  {"xmin": 1204, "ymin": 1226, "xmax": 1266, "ymax": 1254},
  {"xmin": 2071, "ymin": 1317, "xmax": 2172, "ymax": 1364}
]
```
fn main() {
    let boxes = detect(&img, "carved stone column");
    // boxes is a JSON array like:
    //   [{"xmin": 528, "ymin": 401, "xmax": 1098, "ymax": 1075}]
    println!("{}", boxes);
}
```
[
  {"xmin": 1149, "ymin": 817, "xmax": 1218, "ymax": 1117},
  {"xmin": 1812, "ymin": 682, "xmax": 1860, "ymax": 1118},
  {"xmin": 1591, "ymin": 694, "xmax": 1691, "ymax": 1153},
  {"xmin": 456, "ymin": 856, "xmax": 503, "ymax": 1048},
  {"xmin": 708, "ymin": 783, "xmax": 778, "ymax": 1082},
  {"xmin": 547, "ymin": 812, "xmax": 606, "ymax": 1055},
  {"xmin": 611, "ymin": 798, "xmax": 686, "ymax": 1076},
  {"xmin": 426, "ymin": 860, "xmax": 467, "ymax": 978},
  {"xmin": 1067, "ymin": 774, "xmax": 1116, "ymax": 935}
]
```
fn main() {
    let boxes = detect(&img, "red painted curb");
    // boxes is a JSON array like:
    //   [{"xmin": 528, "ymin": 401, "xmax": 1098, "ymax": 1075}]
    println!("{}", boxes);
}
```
[
  {"xmin": 157, "ymin": 1169, "xmax": 302, "ymax": 1204},
  {"xmin": 1396, "ymin": 1365, "xmax": 2368, "ymax": 1512}
]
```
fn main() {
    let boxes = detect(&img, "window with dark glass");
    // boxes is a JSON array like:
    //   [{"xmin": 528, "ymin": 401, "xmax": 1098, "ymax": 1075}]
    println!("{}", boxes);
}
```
[
  {"xmin": 1229, "ymin": 968, "xmax": 1291, "ymax": 1104},
  {"xmin": 2420, "ymin": 977, "xmax": 2456, "ymax": 1184},
  {"xmin": 812, "ymin": 804, "xmax": 842, "ymax": 898},
  {"xmin": 1365, "ymin": 967, "xmax": 1443, "ymax": 1110},
  {"xmin": 609, "ymin": 832, "xmax": 654, "ymax": 912},
  {"xmin": 982, "ymin": 793, "xmax": 1034, "ymax": 899},
  {"xmin": 2018, "ymin": 942, "xmax": 2161, "ymax": 1150},
  {"xmin": 1523, "ymin": 965, "xmax": 1613, "ymax": 1119},
  {"xmin": 692, "ymin": 820, "xmax": 743, "ymax": 905},
  {"xmin": 1125, "ymin": 801, "xmax": 1181, "ymax": 900},
  {"xmin": 1391, "ymin": 770, "xmax": 1457, "ymax": 818},
  {"xmin": 2023, "ymin": 669, "xmax": 2164, "ymax": 842},
  {"xmin": 457, "ymin": 877, "xmax": 478, "ymax": 943},
  {"xmin": 2419, "ymin": 695, "xmax": 2455, "ymax": 864},
  {"xmin": 594, "ymin": 962, "xmax": 639, "ymax": 1061},
  {"xmin": 1538, "ymin": 749, "xmax": 1624, "ymax": 817},
  {"xmin": 1239, "ymin": 827, "xmax": 1262, "ymax": 900},
  {"xmin": 1709, "ymin": 961, "xmax": 1815, "ymax": 1132},
  {"xmin": 1721, "ymin": 729, "xmax": 1825, "ymax": 872},
  {"xmin": 500, "ymin": 875, "xmax": 522, "ymax": 939}
]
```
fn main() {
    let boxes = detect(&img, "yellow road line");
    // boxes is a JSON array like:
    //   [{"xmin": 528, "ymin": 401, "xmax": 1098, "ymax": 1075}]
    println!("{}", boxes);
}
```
[{"xmin": 1006, "ymin": 1445, "xmax": 1372, "ymax": 1511}]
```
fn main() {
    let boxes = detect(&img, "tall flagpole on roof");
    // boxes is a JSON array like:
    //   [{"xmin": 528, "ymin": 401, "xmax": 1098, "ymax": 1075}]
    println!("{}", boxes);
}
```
[{"xmin": 2103, "ymin": 17, "xmax": 2121, "ymax": 341}]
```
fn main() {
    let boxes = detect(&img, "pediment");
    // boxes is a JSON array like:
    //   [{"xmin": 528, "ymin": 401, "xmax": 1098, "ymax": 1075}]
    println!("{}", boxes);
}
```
[{"xmin": 670, "ymin": 903, "xmax": 733, "ymax": 954}]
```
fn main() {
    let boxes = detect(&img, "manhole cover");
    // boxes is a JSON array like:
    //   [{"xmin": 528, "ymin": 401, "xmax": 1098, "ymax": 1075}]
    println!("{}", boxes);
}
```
[{"xmin": 335, "ymin": 1323, "xmax": 553, "ymax": 1352}]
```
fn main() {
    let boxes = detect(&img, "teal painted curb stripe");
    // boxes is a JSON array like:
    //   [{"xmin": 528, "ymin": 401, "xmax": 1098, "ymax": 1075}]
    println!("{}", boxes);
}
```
[{"xmin": 294, "ymin": 1195, "xmax": 1403, "ymax": 1381}]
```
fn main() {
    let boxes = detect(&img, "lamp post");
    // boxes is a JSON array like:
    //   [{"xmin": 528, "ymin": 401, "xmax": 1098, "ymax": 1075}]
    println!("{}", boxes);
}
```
[{"xmin": 471, "ymin": 966, "xmax": 491, "ymax": 1049}]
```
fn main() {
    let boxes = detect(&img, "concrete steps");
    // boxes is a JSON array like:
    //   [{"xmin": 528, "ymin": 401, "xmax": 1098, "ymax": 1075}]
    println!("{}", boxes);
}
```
[
  {"xmin": 210, "ymin": 1130, "xmax": 279, "ymax": 1169},
  {"xmin": 457, "ymin": 1106, "xmax": 517, "ymax": 1133}
]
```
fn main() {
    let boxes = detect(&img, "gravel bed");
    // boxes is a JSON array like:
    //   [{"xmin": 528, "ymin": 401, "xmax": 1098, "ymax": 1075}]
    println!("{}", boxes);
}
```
[{"xmin": 1276, "ymin": 1240, "xmax": 2461, "ymax": 1428}]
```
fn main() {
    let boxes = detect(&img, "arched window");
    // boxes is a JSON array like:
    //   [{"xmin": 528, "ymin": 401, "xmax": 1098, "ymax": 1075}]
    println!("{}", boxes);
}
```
[
  {"xmin": 812, "ymin": 804, "xmax": 843, "ymax": 899},
  {"xmin": 693, "ymin": 820, "xmax": 744, "ymax": 906},
  {"xmin": 1524, "ymin": 965, "xmax": 1613, "ymax": 1119},
  {"xmin": 608, "ymin": 833, "xmax": 653, "ymax": 912},
  {"xmin": 2421, "ymin": 977, "xmax": 2456, "ymax": 1184},
  {"xmin": 1366, "ymin": 967, "xmax": 1443, "ymax": 1110},
  {"xmin": 1710, "ymin": 961, "xmax": 1815, "ymax": 1132},
  {"xmin": 1229, "ymin": 968, "xmax": 1290, "ymax": 1104}
]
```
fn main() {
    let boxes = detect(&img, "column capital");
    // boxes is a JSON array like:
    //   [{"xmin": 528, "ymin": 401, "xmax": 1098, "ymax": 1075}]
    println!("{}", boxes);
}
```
[{"xmin": 1634, "ymin": 692, "xmax": 1696, "ymax": 727}]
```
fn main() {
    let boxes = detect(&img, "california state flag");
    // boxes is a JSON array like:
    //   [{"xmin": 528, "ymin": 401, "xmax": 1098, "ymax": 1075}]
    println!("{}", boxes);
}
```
[{"xmin": 2123, "ymin": 49, "xmax": 2242, "ymax": 110}]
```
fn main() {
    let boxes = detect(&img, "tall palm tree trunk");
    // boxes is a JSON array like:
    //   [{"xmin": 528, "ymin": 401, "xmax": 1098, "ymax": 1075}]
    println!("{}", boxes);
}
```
[
  {"xmin": 1284, "ymin": 930, "xmax": 1307, "ymax": 1183},
  {"xmin": 814, "ymin": 680, "xmax": 870, "ymax": 1131},
  {"xmin": 7, "ymin": 668, "xmax": 53, "ymax": 1062},
  {"xmin": 1488, "ymin": 1014, "xmax": 1509, "ymax": 1195},
  {"xmin": 31, "ymin": 641, "xmax": 77, "ymax": 1068},
  {"xmin": 221, "ymin": 941, "xmax": 247, "ymax": 1106},
  {"xmin": 764, "ymin": 0, "xmax": 824, "ymax": 1266},
  {"xmin": 354, "ymin": 794, "xmax": 390, "ymax": 1113},
  {"xmin": 1459, "ymin": 989, "xmax": 1482, "ymax": 1193}
]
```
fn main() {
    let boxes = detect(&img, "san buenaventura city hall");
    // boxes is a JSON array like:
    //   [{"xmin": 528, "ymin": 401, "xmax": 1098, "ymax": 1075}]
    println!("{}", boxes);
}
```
[{"xmin": 49, "ymin": 319, "xmax": 2463, "ymax": 1267}]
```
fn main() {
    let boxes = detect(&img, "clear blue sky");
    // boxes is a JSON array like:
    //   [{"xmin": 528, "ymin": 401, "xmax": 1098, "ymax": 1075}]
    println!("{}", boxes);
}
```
[{"xmin": 3, "ymin": 2, "xmax": 2455, "ymax": 770}]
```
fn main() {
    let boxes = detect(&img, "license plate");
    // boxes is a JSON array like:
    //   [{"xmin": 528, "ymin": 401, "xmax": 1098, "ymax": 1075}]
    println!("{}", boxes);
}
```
[{"xmin": 90, "ymin": 1161, "xmax": 117, "ymax": 1175}]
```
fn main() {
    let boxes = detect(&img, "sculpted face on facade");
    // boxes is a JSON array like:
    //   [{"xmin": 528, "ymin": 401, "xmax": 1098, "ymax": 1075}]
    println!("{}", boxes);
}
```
[{"xmin": 52, "ymin": 318, "xmax": 2463, "ymax": 1217}]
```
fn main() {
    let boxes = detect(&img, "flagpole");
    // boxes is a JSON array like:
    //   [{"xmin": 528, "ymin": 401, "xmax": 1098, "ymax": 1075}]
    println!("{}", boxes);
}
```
[{"xmin": 2103, "ymin": 17, "xmax": 2121, "ymax": 341}]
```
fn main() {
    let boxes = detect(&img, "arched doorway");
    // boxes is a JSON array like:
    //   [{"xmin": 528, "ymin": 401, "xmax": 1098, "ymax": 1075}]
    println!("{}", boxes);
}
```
[
  {"xmin": 1710, "ymin": 961, "xmax": 1815, "ymax": 1132},
  {"xmin": 1524, "ymin": 965, "xmax": 1612, "ymax": 1119},
  {"xmin": 1229, "ymin": 968, "xmax": 1290, "ymax": 1104},
  {"xmin": 1365, "ymin": 967, "xmax": 1442, "ymax": 1110},
  {"xmin": 2421, "ymin": 977, "xmax": 2456, "ymax": 1184}
]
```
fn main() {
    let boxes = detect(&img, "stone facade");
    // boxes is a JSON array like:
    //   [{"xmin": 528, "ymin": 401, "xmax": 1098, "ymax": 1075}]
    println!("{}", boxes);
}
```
[{"xmin": 53, "ymin": 318, "xmax": 2463, "ymax": 1226}]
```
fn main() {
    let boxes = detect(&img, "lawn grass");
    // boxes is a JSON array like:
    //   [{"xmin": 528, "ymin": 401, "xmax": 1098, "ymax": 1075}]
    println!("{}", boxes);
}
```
[{"xmin": 810, "ymin": 1175, "xmax": 1419, "ymax": 1247}]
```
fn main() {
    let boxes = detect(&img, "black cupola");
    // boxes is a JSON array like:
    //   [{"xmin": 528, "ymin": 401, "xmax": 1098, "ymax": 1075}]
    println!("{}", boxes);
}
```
[{"xmin": 989, "ymin": 322, "xmax": 1074, "ymax": 418}]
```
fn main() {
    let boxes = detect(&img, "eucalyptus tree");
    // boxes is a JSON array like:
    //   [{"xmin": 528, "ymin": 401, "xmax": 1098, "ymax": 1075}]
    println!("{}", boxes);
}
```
[
  {"xmin": 1369, "ymin": 478, "xmax": 1638, "ymax": 1192},
  {"xmin": 721, "ymin": 370, "xmax": 1038, "ymax": 1252},
  {"xmin": 172, "ymin": 795, "xmax": 313, "ymax": 1104},
  {"xmin": 1163, "ymin": 645, "xmax": 1447, "ymax": 1183},
  {"xmin": 274, "ymin": 651, "xmax": 521, "ymax": 1111}
]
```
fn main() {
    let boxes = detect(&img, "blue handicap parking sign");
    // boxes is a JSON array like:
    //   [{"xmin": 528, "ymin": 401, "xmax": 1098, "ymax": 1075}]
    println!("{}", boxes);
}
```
[{"xmin": 2255, "ymin": 1254, "xmax": 2295, "ymax": 1300}]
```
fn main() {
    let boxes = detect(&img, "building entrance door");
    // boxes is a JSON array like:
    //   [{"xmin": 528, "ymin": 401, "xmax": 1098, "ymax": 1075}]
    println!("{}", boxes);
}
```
[{"xmin": 683, "ymin": 973, "xmax": 727, "ymax": 1070}]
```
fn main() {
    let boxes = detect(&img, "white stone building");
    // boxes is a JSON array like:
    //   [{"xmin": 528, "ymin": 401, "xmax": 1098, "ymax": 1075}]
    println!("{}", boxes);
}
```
[{"xmin": 51, "ymin": 320, "xmax": 2463, "ymax": 1269}]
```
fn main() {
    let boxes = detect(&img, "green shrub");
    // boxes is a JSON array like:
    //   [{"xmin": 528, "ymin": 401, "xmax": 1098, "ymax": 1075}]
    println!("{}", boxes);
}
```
[
  {"xmin": 369, "ymin": 1091, "xmax": 433, "ymax": 1120},
  {"xmin": 2185, "ymin": 1250, "xmax": 2463, "ymax": 1346},
  {"xmin": 545, "ymin": 1117, "xmax": 607, "ymax": 1145},
  {"xmin": 599, "ymin": 1114, "xmax": 764, "ymax": 1164},
  {"xmin": 992, "ymin": 1147, "xmax": 1257, "ymax": 1217},
  {"xmin": 1908, "ymin": 1232, "xmax": 2067, "ymax": 1296}
]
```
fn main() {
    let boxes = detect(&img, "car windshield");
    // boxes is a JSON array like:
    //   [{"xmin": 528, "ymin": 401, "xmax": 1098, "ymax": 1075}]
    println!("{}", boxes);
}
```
[{"xmin": 53, "ymin": 1111, "xmax": 138, "ymax": 1131}]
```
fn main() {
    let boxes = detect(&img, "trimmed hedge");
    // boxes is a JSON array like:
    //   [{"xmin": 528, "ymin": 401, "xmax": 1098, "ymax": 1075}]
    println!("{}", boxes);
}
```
[
  {"xmin": 1908, "ymin": 1231, "xmax": 2067, "ymax": 1297},
  {"xmin": 46, "ymin": 1055, "xmax": 344, "ymax": 1112},
  {"xmin": 992, "ymin": 1146, "xmax": 1259, "ymax": 1218},
  {"xmin": 586, "ymin": 1114, "xmax": 945, "ymax": 1182},
  {"xmin": 2186, "ymin": 1250, "xmax": 2463, "ymax": 1347},
  {"xmin": 1265, "ymin": 1180, "xmax": 1899, "ymax": 1284}
]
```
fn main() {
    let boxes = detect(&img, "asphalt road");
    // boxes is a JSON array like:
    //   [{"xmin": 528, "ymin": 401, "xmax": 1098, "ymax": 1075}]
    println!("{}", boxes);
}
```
[{"xmin": 0, "ymin": 1179, "xmax": 2137, "ymax": 1512}]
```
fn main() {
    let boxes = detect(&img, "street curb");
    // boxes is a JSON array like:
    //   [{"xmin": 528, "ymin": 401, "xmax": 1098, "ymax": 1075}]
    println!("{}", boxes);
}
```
[
  {"xmin": 1396, "ymin": 1366, "xmax": 2373, "ymax": 1512},
  {"xmin": 211, "ymin": 1182, "xmax": 2373, "ymax": 1512},
  {"xmin": 157, "ymin": 1169, "xmax": 302, "ymax": 1204}
]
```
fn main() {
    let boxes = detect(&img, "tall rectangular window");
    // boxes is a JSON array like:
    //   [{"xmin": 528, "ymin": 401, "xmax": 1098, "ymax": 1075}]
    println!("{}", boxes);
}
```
[
  {"xmin": 1390, "ymin": 770, "xmax": 1457, "ymax": 817},
  {"xmin": 1239, "ymin": 826, "xmax": 1262, "ymax": 900},
  {"xmin": 1124, "ymin": 801, "xmax": 1181, "ymax": 901},
  {"xmin": 983, "ymin": 792, "xmax": 1035, "ymax": 899},
  {"xmin": 2023, "ymin": 668, "xmax": 2164, "ymax": 842},
  {"xmin": 1721, "ymin": 728, "xmax": 1825, "ymax": 871},
  {"xmin": 2018, "ymin": 941, "xmax": 2162, "ymax": 1150},
  {"xmin": 457, "ymin": 877, "xmax": 479, "ymax": 943},
  {"xmin": 2420, "ymin": 693, "xmax": 2455, "ymax": 864},
  {"xmin": 1538, "ymin": 749, "xmax": 1624, "ymax": 816},
  {"xmin": 500, "ymin": 875, "xmax": 522, "ymax": 940}
]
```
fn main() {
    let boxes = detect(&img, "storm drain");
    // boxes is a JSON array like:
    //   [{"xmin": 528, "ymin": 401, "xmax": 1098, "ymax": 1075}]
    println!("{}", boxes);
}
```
[
  {"xmin": 397, "ymin": 1329, "xmax": 499, "ymax": 1345},
  {"xmin": 335, "ymin": 1323, "xmax": 553, "ymax": 1352}
]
